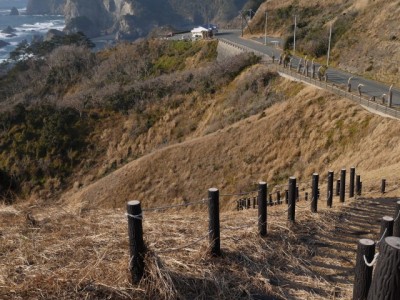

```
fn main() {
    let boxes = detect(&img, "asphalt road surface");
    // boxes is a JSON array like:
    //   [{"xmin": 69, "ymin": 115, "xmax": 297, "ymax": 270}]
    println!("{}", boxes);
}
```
[{"xmin": 217, "ymin": 30, "xmax": 400, "ymax": 106}]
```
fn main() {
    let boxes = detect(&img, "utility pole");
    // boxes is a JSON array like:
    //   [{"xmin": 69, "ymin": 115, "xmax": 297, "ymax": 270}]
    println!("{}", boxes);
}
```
[
  {"xmin": 264, "ymin": 11, "xmax": 268, "ymax": 45},
  {"xmin": 241, "ymin": 12, "xmax": 243, "ymax": 37},
  {"xmin": 293, "ymin": 15, "xmax": 297, "ymax": 55},
  {"xmin": 327, "ymin": 23, "xmax": 332, "ymax": 66}
]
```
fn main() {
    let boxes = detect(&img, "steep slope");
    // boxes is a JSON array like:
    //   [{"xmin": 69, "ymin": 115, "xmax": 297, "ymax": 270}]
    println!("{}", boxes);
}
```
[
  {"xmin": 26, "ymin": 0, "xmax": 65, "ymax": 14},
  {"xmin": 62, "ymin": 75, "xmax": 400, "ymax": 211},
  {"xmin": 249, "ymin": 0, "xmax": 400, "ymax": 86}
]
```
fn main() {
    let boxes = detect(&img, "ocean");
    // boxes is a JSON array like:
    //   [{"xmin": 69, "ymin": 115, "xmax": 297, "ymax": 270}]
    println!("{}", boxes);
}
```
[{"xmin": 0, "ymin": 0, "xmax": 65, "ymax": 62}]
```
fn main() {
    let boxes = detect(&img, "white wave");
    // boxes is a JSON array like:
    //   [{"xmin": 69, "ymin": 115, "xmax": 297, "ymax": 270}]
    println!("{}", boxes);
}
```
[{"xmin": 16, "ymin": 20, "xmax": 64, "ymax": 33}]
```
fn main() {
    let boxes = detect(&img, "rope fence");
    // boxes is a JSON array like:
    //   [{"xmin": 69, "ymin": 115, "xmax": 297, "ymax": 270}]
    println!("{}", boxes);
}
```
[
  {"xmin": 156, "ymin": 231, "xmax": 211, "ymax": 254},
  {"xmin": 125, "ymin": 167, "xmax": 400, "ymax": 297},
  {"xmin": 142, "ymin": 198, "xmax": 208, "ymax": 212}
]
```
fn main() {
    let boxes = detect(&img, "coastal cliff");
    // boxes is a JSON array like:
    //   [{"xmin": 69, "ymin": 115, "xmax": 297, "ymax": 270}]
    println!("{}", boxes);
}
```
[
  {"xmin": 28, "ymin": 0, "xmax": 253, "ymax": 39},
  {"xmin": 26, "ymin": 0, "xmax": 65, "ymax": 15}
]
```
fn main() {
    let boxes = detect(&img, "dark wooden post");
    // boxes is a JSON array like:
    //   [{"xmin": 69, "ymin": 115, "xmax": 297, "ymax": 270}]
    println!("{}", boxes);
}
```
[
  {"xmin": 350, "ymin": 167, "xmax": 355, "ymax": 198},
  {"xmin": 208, "ymin": 188, "xmax": 221, "ymax": 256},
  {"xmin": 340, "ymin": 169, "xmax": 346, "ymax": 203},
  {"xmin": 127, "ymin": 200, "xmax": 146, "ymax": 284},
  {"xmin": 353, "ymin": 239, "xmax": 375, "ymax": 300},
  {"xmin": 247, "ymin": 198, "xmax": 251, "ymax": 209},
  {"xmin": 311, "ymin": 173, "xmax": 319, "ymax": 213},
  {"xmin": 393, "ymin": 201, "xmax": 400, "ymax": 237},
  {"xmin": 336, "ymin": 179, "xmax": 340, "ymax": 196},
  {"xmin": 236, "ymin": 200, "xmax": 240, "ymax": 211},
  {"xmin": 360, "ymin": 182, "xmax": 363, "ymax": 195},
  {"xmin": 252, "ymin": 197, "xmax": 256, "ymax": 209},
  {"xmin": 381, "ymin": 179, "xmax": 386, "ymax": 194},
  {"xmin": 379, "ymin": 216, "xmax": 394, "ymax": 240},
  {"xmin": 356, "ymin": 175, "xmax": 361, "ymax": 196},
  {"xmin": 285, "ymin": 190, "xmax": 288, "ymax": 204},
  {"xmin": 327, "ymin": 171, "xmax": 334, "ymax": 208},
  {"xmin": 258, "ymin": 182, "xmax": 267, "ymax": 236},
  {"xmin": 367, "ymin": 237, "xmax": 400, "ymax": 300},
  {"xmin": 305, "ymin": 192, "xmax": 308, "ymax": 201},
  {"xmin": 288, "ymin": 177, "xmax": 296, "ymax": 222},
  {"xmin": 276, "ymin": 191, "xmax": 281, "ymax": 205},
  {"xmin": 296, "ymin": 186, "xmax": 299, "ymax": 202},
  {"xmin": 269, "ymin": 193, "xmax": 273, "ymax": 206}
]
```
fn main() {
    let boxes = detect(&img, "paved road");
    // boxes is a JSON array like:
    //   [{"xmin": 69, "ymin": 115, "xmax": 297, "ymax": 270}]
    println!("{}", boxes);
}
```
[{"xmin": 217, "ymin": 30, "xmax": 400, "ymax": 106}]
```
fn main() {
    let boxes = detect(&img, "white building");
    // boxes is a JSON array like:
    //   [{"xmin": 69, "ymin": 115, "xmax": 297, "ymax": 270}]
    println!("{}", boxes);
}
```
[
  {"xmin": 191, "ymin": 26, "xmax": 209, "ymax": 39},
  {"xmin": 191, "ymin": 24, "xmax": 218, "ymax": 39}
]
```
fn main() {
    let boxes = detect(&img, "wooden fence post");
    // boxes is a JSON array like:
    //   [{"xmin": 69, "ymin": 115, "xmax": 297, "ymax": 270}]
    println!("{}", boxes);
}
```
[
  {"xmin": 253, "ymin": 197, "xmax": 256, "ymax": 209},
  {"xmin": 247, "ymin": 198, "xmax": 251, "ymax": 209},
  {"xmin": 285, "ymin": 190, "xmax": 288, "ymax": 204},
  {"xmin": 367, "ymin": 237, "xmax": 400, "ymax": 300},
  {"xmin": 208, "ymin": 188, "xmax": 221, "ymax": 256},
  {"xmin": 356, "ymin": 175, "xmax": 361, "ymax": 196},
  {"xmin": 340, "ymin": 169, "xmax": 346, "ymax": 203},
  {"xmin": 311, "ymin": 173, "xmax": 319, "ymax": 213},
  {"xmin": 276, "ymin": 191, "xmax": 281, "ymax": 205},
  {"xmin": 381, "ymin": 179, "xmax": 386, "ymax": 194},
  {"xmin": 336, "ymin": 179, "xmax": 340, "ymax": 196},
  {"xmin": 350, "ymin": 167, "xmax": 355, "ymax": 198},
  {"xmin": 305, "ymin": 192, "xmax": 308, "ymax": 201},
  {"xmin": 296, "ymin": 186, "xmax": 299, "ymax": 202},
  {"xmin": 380, "ymin": 216, "xmax": 394, "ymax": 240},
  {"xmin": 258, "ymin": 182, "xmax": 267, "ymax": 236},
  {"xmin": 393, "ymin": 201, "xmax": 400, "ymax": 237},
  {"xmin": 269, "ymin": 193, "xmax": 273, "ymax": 206},
  {"xmin": 127, "ymin": 200, "xmax": 146, "ymax": 284},
  {"xmin": 327, "ymin": 171, "xmax": 334, "ymax": 207},
  {"xmin": 353, "ymin": 239, "xmax": 375, "ymax": 300},
  {"xmin": 288, "ymin": 177, "xmax": 296, "ymax": 222}
]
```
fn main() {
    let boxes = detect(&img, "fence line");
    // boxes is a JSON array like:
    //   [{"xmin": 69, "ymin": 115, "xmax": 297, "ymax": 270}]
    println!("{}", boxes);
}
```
[
  {"xmin": 142, "ymin": 198, "xmax": 208, "ymax": 212},
  {"xmin": 156, "ymin": 231, "xmax": 211, "ymax": 254}
]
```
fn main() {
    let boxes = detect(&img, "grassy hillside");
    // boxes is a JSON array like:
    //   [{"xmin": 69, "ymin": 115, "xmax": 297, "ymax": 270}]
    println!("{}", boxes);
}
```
[
  {"xmin": 2, "ymin": 39, "xmax": 400, "ymax": 298},
  {"xmin": 2, "ymin": 80, "xmax": 400, "ymax": 297},
  {"xmin": 61, "ymin": 75, "xmax": 400, "ymax": 212},
  {"xmin": 248, "ymin": 0, "xmax": 400, "ymax": 86}
]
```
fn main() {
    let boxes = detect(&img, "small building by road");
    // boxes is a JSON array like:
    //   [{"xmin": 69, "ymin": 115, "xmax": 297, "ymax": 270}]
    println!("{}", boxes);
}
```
[{"xmin": 191, "ymin": 24, "xmax": 218, "ymax": 40}]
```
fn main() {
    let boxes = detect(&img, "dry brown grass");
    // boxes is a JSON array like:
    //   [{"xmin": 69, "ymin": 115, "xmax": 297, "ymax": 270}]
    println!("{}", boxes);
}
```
[
  {"xmin": 252, "ymin": 0, "xmax": 400, "ymax": 86},
  {"xmin": 2, "ymin": 63, "xmax": 400, "ymax": 298},
  {"xmin": 1, "ymin": 188, "xmax": 398, "ymax": 299},
  {"xmin": 61, "ymin": 75, "xmax": 400, "ymax": 212}
]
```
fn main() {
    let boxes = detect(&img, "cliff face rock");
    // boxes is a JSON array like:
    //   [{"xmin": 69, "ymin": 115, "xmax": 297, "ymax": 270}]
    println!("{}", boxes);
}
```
[
  {"xmin": 10, "ymin": 7, "xmax": 20, "ymax": 15},
  {"xmin": 26, "ymin": 0, "xmax": 65, "ymax": 15},
  {"xmin": 63, "ymin": 0, "xmax": 249, "ymax": 39},
  {"xmin": 29, "ymin": 0, "xmax": 251, "ymax": 39}
]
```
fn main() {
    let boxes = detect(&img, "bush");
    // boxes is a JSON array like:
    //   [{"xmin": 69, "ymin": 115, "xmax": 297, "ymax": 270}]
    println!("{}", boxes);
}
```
[{"xmin": 0, "ymin": 105, "xmax": 88, "ymax": 197}]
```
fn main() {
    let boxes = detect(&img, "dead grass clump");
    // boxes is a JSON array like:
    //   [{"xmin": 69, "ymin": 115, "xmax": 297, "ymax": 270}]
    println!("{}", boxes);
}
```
[{"xmin": 1, "ymin": 190, "xmax": 398, "ymax": 299}]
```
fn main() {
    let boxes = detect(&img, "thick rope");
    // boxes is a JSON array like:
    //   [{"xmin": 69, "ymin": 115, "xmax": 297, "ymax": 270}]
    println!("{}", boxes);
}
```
[
  {"xmin": 156, "ymin": 231, "xmax": 211, "ymax": 254},
  {"xmin": 394, "ymin": 210, "xmax": 400, "ymax": 222},
  {"xmin": 221, "ymin": 190, "xmax": 259, "ymax": 197},
  {"xmin": 125, "ymin": 213, "xmax": 143, "ymax": 220},
  {"xmin": 376, "ymin": 228, "xmax": 387, "ymax": 245},
  {"xmin": 363, "ymin": 253, "xmax": 379, "ymax": 267},
  {"xmin": 142, "ymin": 198, "xmax": 208, "ymax": 212}
]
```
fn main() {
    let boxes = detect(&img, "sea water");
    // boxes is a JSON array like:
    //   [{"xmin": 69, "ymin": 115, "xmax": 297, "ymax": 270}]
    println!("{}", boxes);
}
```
[{"xmin": 0, "ymin": 0, "xmax": 65, "ymax": 62}]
